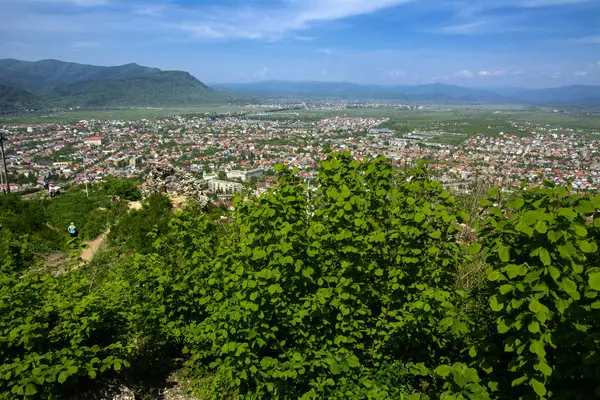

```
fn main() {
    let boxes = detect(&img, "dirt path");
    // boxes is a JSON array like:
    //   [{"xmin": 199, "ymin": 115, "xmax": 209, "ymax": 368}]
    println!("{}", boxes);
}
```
[{"xmin": 81, "ymin": 229, "xmax": 110, "ymax": 262}]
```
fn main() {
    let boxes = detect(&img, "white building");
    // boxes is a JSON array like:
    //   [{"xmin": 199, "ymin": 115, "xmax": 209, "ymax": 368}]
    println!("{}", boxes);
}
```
[{"xmin": 208, "ymin": 179, "xmax": 244, "ymax": 194}]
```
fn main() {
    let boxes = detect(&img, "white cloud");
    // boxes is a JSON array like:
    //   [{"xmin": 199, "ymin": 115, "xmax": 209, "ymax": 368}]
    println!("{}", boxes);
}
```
[
  {"xmin": 316, "ymin": 48, "xmax": 333, "ymax": 55},
  {"xmin": 435, "ymin": 21, "xmax": 487, "ymax": 35},
  {"xmin": 455, "ymin": 69, "xmax": 474, "ymax": 77},
  {"xmin": 253, "ymin": 67, "xmax": 269, "ymax": 79},
  {"xmin": 385, "ymin": 69, "xmax": 406, "ymax": 78},
  {"xmin": 512, "ymin": 70, "xmax": 525, "ymax": 75},
  {"xmin": 293, "ymin": 36, "xmax": 315, "ymax": 41},
  {"xmin": 573, "ymin": 70, "xmax": 588, "ymax": 76},
  {"xmin": 33, "ymin": 0, "xmax": 109, "ymax": 5},
  {"xmin": 478, "ymin": 70, "xmax": 505, "ymax": 76},
  {"xmin": 175, "ymin": 0, "xmax": 412, "ymax": 40},
  {"xmin": 518, "ymin": 0, "xmax": 593, "ymax": 6}
]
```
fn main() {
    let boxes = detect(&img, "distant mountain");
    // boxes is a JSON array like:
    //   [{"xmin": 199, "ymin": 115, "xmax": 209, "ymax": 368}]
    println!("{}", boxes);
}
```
[
  {"xmin": 0, "ymin": 59, "xmax": 243, "ymax": 113},
  {"xmin": 215, "ymin": 80, "xmax": 600, "ymax": 106},
  {"xmin": 507, "ymin": 85, "xmax": 600, "ymax": 106},
  {"xmin": 214, "ymin": 81, "xmax": 518, "ymax": 103},
  {"xmin": 0, "ymin": 84, "xmax": 49, "ymax": 115}
]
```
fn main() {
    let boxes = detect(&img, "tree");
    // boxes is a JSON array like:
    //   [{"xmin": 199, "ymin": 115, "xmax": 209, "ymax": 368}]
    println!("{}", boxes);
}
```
[{"xmin": 102, "ymin": 175, "xmax": 141, "ymax": 201}]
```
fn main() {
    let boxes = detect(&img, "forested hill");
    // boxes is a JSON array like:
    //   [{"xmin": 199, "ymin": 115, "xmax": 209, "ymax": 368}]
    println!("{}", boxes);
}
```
[
  {"xmin": 2, "ymin": 154, "xmax": 600, "ymax": 399},
  {"xmin": 0, "ymin": 59, "xmax": 244, "ymax": 112},
  {"xmin": 0, "ymin": 84, "xmax": 49, "ymax": 114}
]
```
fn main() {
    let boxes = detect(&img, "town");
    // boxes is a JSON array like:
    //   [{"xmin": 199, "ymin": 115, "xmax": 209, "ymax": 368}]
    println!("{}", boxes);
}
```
[{"xmin": 2, "ymin": 110, "xmax": 600, "ymax": 199}]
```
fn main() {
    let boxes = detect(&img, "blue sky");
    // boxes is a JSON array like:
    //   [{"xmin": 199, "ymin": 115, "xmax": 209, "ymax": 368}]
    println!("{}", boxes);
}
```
[{"xmin": 0, "ymin": 0, "xmax": 599, "ymax": 87}]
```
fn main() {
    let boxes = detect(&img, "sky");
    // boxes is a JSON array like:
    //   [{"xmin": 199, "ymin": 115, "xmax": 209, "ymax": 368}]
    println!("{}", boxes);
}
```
[{"xmin": 0, "ymin": 0, "xmax": 599, "ymax": 88}]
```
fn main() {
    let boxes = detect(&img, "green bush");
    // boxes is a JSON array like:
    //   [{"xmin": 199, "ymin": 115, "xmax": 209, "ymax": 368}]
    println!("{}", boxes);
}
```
[
  {"xmin": 102, "ymin": 176, "xmax": 141, "ymax": 201},
  {"xmin": 1, "ymin": 153, "xmax": 599, "ymax": 399}
]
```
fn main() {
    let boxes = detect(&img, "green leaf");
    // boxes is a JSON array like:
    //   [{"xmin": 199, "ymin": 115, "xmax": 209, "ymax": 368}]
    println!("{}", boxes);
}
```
[
  {"xmin": 329, "ymin": 361, "xmax": 341, "ymax": 375},
  {"xmin": 468, "ymin": 242, "xmax": 482, "ymax": 254},
  {"xmin": 588, "ymin": 272, "xmax": 600, "ymax": 291},
  {"xmin": 500, "ymin": 284, "xmax": 513, "ymax": 295},
  {"xmin": 579, "ymin": 240, "xmax": 597, "ymax": 254},
  {"xmin": 498, "ymin": 246, "xmax": 510, "ymax": 262},
  {"xmin": 558, "ymin": 208, "xmax": 577, "ymax": 220},
  {"xmin": 548, "ymin": 266, "xmax": 560, "ymax": 281},
  {"xmin": 573, "ymin": 225, "xmax": 588, "ymax": 237},
  {"xmin": 547, "ymin": 230, "xmax": 562, "ymax": 243},
  {"xmin": 268, "ymin": 284, "xmax": 282, "ymax": 294},
  {"xmin": 58, "ymin": 373, "xmax": 68, "ymax": 384},
  {"xmin": 508, "ymin": 197, "xmax": 525, "ymax": 210},
  {"xmin": 530, "ymin": 378, "xmax": 547, "ymax": 397},
  {"xmin": 528, "ymin": 321, "xmax": 540, "ymax": 333},
  {"xmin": 434, "ymin": 365, "xmax": 452, "ymax": 377},
  {"xmin": 530, "ymin": 341, "xmax": 546, "ymax": 357},
  {"xmin": 488, "ymin": 270, "xmax": 502, "ymax": 281},
  {"xmin": 535, "ymin": 220, "xmax": 547, "ymax": 234},
  {"xmin": 490, "ymin": 296, "xmax": 504, "ymax": 312},
  {"xmin": 538, "ymin": 363, "xmax": 552, "ymax": 377},
  {"xmin": 25, "ymin": 384, "xmax": 37, "ymax": 396},
  {"xmin": 529, "ymin": 299, "xmax": 541, "ymax": 313},
  {"xmin": 561, "ymin": 278, "xmax": 579, "ymax": 300}
]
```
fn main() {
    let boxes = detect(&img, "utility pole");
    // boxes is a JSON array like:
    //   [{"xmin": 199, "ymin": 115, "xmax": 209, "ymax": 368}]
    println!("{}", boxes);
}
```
[
  {"xmin": 82, "ymin": 156, "xmax": 88, "ymax": 198},
  {"xmin": 0, "ymin": 152, "xmax": 4, "ymax": 196},
  {"xmin": 0, "ymin": 131, "xmax": 9, "ymax": 194}
]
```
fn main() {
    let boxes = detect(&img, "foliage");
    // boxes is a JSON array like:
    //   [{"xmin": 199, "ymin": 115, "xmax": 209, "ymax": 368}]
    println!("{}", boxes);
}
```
[
  {"xmin": 475, "ymin": 183, "xmax": 600, "ymax": 399},
  {"xmin": 45, "ymin": 186, "xmax": 127, "ymax": 241},
  {"xmin": 108, "ymin": 193, "xmax": 173, "ymax": 254},
  {"xmin": 1, "ymin": 153, "xmax": 600, "ymax": 399},
  {"xmin": 102, "ymin": 176, "xmax": 141, "ymax": 201},
  {"xmin": 0, "ymin": 194, "xmax": 61, "ymax": 253}
]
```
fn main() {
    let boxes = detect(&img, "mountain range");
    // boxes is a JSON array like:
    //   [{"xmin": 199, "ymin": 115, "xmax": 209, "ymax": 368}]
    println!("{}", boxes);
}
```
[
  {"xmin": 0, "ymin": 59, "xmax": 599, "ymax": 115},
  {"xmin": 215, "ymin": 80, "xmax": 600, "ymax": 106},
  {"xmin": 0, "ymin": 59, "xmax": 243, "ymax": 114}
]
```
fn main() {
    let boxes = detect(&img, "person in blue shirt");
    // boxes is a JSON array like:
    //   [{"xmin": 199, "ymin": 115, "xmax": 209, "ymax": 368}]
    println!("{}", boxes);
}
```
[{"xmin": 67, "ymin": 222, "xmax": 77, "ymax": 238}]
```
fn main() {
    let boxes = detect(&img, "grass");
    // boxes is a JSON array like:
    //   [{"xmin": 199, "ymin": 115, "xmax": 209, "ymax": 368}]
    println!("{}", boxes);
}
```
[
  {"xmin": 44, "ymin": 186, "xmax": 128, "ymax": 241},
  {"xmin": 0, "ymin": 106, "xmax": 266, "ymax": 124}
]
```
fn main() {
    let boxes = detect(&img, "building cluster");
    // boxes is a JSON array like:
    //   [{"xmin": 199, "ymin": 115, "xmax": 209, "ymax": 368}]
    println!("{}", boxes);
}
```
[{"xmin": 1, "ymin": 113, "xmax": 599, "ymax": 195}]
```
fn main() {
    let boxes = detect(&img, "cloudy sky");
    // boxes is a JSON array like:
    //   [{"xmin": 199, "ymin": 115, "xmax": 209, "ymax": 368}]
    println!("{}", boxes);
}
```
[{"xmin": 1, "ymin": 0, "xmax": 599, "ymax": 87}]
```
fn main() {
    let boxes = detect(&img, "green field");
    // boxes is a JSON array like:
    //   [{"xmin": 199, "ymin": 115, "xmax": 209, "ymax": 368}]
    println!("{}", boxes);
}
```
[
  {"xmin": 3, "ymin": 106, "xmax": 599, "ymax": 135},
  {"xmin": 0, "ymin": 106, "xmax": 267, "ymax": 124}
]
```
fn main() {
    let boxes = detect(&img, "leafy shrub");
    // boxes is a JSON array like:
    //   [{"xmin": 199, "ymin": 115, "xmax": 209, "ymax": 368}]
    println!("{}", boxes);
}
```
[
  {"xmin": 0, "ymin": 254, "xmax": 134, "ymax": 398},
  {"xmin": 476, "ymin": 182, "xmax": 600, "ymax": 398},
  {"xmin": 2, "ymin": 154, "xmax": 600, "ymax": 400},
  {"xmin": 108, "ymin": 193, "xmax": 173, "ymax": 254},
  {"xmin": 102, "ymin": 176, "xmax": 141, "ymax": 201},
  {"xmin": 162, "ymin": 154, "xmax": 474, "ymax": 399}
]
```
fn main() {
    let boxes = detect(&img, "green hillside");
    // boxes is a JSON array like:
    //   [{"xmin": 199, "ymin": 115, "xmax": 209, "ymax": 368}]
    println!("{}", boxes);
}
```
[
  {"xmin": 0, "ymin": 84, "xmax": 49, "ymax": 115},
  {"xmin": 0, "ymin": 59, "xmax": 160, "ymax": 92},
  {"xmin": 48, "ymin": 71, "xmax": 237, "ymax": 107},
  {"xmin": 0, "ymin": 59, "xmax": 244, "ymax": 112}
]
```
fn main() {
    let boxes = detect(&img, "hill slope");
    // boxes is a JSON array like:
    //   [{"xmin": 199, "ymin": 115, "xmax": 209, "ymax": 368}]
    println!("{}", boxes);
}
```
[
  {"xmin": 0, "ymin": 84, "xmax": 49, "ymax": 114},
  {"xmin": 0, "ymin": 59, "xmax": 160, "ymax": 92},
  {"xmin": 0, "ymin": 59, "xmax": 243, "ymax": 112}
]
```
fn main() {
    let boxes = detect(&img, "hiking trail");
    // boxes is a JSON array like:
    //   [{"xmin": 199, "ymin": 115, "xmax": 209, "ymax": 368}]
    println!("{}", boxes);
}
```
[{"xmin": 80, "ymin": 229, "xmax": 110, "ymax": 262}]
